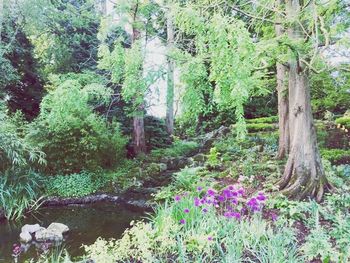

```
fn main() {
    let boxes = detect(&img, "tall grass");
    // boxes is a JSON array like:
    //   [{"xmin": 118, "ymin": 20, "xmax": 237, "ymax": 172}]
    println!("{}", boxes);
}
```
[{"xmin": 0, "ymin": 170, "xmax": 44, "ymax": 220}]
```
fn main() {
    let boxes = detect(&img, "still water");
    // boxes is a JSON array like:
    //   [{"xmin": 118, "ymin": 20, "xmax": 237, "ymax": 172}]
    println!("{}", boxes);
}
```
[{"xmin": 0, "ymin": 202, "xmax": 145, "ymax": 262}]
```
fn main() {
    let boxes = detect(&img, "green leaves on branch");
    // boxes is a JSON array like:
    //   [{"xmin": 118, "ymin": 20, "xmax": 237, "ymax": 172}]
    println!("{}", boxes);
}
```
[{"xmin": 172, "ymin": 4, "xmax": 264, "ymax": 138}]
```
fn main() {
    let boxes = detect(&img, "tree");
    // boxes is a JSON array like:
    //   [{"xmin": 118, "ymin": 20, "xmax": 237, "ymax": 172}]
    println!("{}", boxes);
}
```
[
  {"xmin": 165, "ymin": 9, "xmax": 175, "ymax": 135},
  {"xmin": 97, "ymin": 0, "xmax": 161, "ymax": 155},
  {"xmin": 275, "ymin": 0, "xmax": 289, "ymax": 159}
]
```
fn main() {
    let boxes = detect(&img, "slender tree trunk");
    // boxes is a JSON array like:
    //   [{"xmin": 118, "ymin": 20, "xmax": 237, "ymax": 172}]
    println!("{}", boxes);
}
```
[
  {"xmin": 279, "ymin": 0, "xmax": 331, "ymax": 201},
  {"xmin": 131, "ymin": 11, "xmax": 146, "ymax": 154},
  {"xmin": 0, "ymin": 0, "xmax": 3, "ymax": 45},
  {"xmin": 166, "ymin": 11, "xmax": 175, "ymax": 135},
  {"xmin": 275, "ymin": 0, "xmax": 289, "ymax": 159}
]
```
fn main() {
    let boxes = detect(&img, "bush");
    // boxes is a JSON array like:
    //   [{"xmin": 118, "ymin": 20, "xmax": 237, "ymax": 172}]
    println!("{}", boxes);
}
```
[
  {"xmin": 44, "ymin": 171, "xmax": 107, "ymax": 198},
  {"xmin": 245, "ymin": 123, "xmax": 277, "ymax": 132},
  {"xmin": 335, "ymin": 116, "xmax": 350, "ymax": 129},
  {"xmin": 0, "ymin": 103, "xmax": 45, "ymax": 172},
  {"xmin": 144, "ymin": 116, "xmax": 172, "ymax": 150},
  {"xmin": 27, "ymin": 73, "xmax": 127, "ymax": 174},
  {"xmin": 246, "ymin": 116, "xmax": 278, "ymax": 124},
  {"xmin": 150, "ymin": 140, "xmax": 199, "ymax": 160},
  {"xmin": 321, "ymin": 149, "xmax": 350, "ymax": 165},
  {"xmin": 0, "ymin": 170, "xmax": 44, "ymax": 220}
]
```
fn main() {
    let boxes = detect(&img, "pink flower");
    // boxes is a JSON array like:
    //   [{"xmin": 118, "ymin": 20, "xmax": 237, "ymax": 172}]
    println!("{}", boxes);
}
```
[
  {"xmin": 208, "ymin": 236, "xmax": 213, "ymax": 241},
  {"xmin": 179, "ymin": 219, "xmax": 186, "ymax": 224},
  {"xmin": 174, "ymin": 195, "xmax": 181, "ymax": 202},
  {"xmin": 207, "ymin": 188, "xmax": 216, "ymax": 196},
  {"xmin": 184, "ymin": 208, "xmax": 190, "ymax": 213}
]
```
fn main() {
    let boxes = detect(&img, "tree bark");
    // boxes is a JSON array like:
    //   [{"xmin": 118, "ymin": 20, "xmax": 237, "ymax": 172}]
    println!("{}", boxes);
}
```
[
  {"xmin": 0, "ymin": 0, "xmax": 3, "ymax": 45},
  {"xmin": 275, "ymin": 0, "xmax": 289, "ymax": 159},
  {"xmin": 166, "ymin": 11, "xmax": 175, "ymax": 135},
  {"xmin": 279, "ymin": 0, "xmax": 331, "ymax": 201},
  {"xmin": 131, "ymin": 3, "xmax": 146, "ymax": 155}
]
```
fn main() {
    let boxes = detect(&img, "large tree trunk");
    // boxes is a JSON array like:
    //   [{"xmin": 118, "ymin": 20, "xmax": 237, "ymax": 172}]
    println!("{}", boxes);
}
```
[
  {"xmin": 166, "ymin": 11, "xmax": 175, "ymax": 135},
  {"xmin": 276, "ymin": 63, "xmax": 289, "ymax": 159},
  {"xmin": 279, "ymin": 0, "xmax": 331, "ymax": 201},
  {"xmin": 275, "ymin": 0, "xmax": 289, "ymax": 159}
]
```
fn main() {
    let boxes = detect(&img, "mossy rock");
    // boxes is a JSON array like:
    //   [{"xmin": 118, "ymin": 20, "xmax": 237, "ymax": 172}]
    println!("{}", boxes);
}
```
[
  {"xmin": 321, "ymin": 149, "xmax": 350, "ymax": 165},
  {"xmin": 246, "ymin": 116, "xmax": 278, "ymax": 124},
  {"xmin": 335, "ymin": 116, "xmax": 350, "ymax": 129}
]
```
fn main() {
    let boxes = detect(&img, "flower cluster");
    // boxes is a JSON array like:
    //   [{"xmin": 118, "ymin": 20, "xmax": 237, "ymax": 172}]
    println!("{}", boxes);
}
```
[
  {"xmin": 12, "ymin": 243, "xmax": 21, "ymax": 258},
  {"xmin": 175, "ymin": 185, "xmax": 267, "ymax": 224}
]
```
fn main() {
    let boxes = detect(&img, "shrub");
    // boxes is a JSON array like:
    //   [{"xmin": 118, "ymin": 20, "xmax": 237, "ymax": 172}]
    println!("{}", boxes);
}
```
[
  {"xmin": 335, "ymin": 116, "xmax": 350, "ymax": 129},
  {"xmin": 26, "ymin": 73, "xmax": 127, "ymax": 174},
  {"xmin": 245, "ymin": 123, "xmax": 276, "ymax": 132},
  {"xmin": 144, "ymin": 116, "xmax": 172, "ymax": 150},
  {"xmin": 150, "ymin": 140, "xmax": 199, "ymax": 160},
  {"xmin": 44, "ymin": 172, "xmax": 107, "ymax": 198},
  {"xmin": 0, "ymin": 103, "xmax": 45, "ymax": 172},
  {"xmin": 0, "ymin": 170, "xmax": 44, "ymax": 220},
  {"xmin": 321, "ymin": 149, "xmax": 350, "ymax": 165},
  {"xmin": 246, "ymin": 116, "xmax": 278, "ymax": 124}
]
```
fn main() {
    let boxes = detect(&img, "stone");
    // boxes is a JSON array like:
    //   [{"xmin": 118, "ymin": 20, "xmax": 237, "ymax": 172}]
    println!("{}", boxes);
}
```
[
  {"xmin": 159, "ymin": 163, "xmax": 167, "ymax": 172},
  {"xmin": 193, "ymin": 153, "xmax": 206, "ymax": 162},
  {"xmin": 20, "ymin": 231, "xmax": 32, "ymax": 243},
  {"xmin": 21, "ymin": 224, "xmax": 41, "ymax": 234},
  {"xmin": 47, "ymin": 222, "xmax": 69, "ymax": 234},
  {"xmin": 35, "ymin": 228, "xmax": 63, "ymax": 242}
]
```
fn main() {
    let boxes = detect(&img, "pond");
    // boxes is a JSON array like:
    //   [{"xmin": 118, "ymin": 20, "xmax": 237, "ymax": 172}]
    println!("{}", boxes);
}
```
[{"xmin": 0, "ymin": 202, "xmax": 145, "ymax": 262}]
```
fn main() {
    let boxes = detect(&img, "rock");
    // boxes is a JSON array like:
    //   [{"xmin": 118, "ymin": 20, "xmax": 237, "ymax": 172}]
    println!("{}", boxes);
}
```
[
  {"xmin": 193, "ymin": 153, "xmax": 206, "ymax": 162},
  {"xmin": 199, "ymin": 126, "xmax": 230, "ymax": 149},
  {"xmin": 20, "ymin": 231, "xmax": 32, "ymax": 243},
  {"xmin": 159, "ymin": 163, "xmax": 167, "ymax": 172},
  {"xmin": 47, "ymin": 222, "xmax": 69, "ymax": 234},
  {"xmin": 35, "ymin": 228, "xmax": 63, "ymax": 242},
  {"xmin": 21, "ymin": 224, "xmax": 41, "ymax": 234}
]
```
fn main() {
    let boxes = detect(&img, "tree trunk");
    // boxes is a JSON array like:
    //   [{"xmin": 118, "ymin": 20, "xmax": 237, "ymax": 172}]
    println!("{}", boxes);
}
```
[
  {"xmin": 0, "ymin": 0, "xmax": 3, "ymax": 44},
  {"xmin": 166, "ymin": 11, "xmax": 175, "ymax": 135},
  {"xmin": 131, "ymin": 5, "xmax": 146, "ymax": 155},
  {"xmin": 275, "ymin": 0, "xmax": 289, "ymax": 159},
  {"xmin": 133, "ymin": 106, "xmax": 146, "ymax": 154},
  {"xmin": 279, "ymin": 0, "xmax": 331, "ymax": 201}
]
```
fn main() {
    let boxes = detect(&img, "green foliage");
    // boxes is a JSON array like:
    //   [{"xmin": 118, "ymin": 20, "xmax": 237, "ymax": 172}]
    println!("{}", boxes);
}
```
[
  {"xmin": 150, "ymin": 140, "xmax": 199, "ymax": 160},
  {"xmin": 245, "ymin": 123, "xmax": 277, "ymax": 133},
  {"xmin": 44, "ymin": 171, "xmax": 107, "ymax": 198},
  {"xmin": 0, "ymin": 170, "xmax": 44, "ymax": 220},
  {"xmin": 144, "ymin": 116, "xmax": 172, "ymax": 150},
  {"xmin": 22, "ymin": 0, "xmax": 101, "ymax": 76},
  {"xmin": 172, "ymin": 4, "xmax": 266, "ymax": 139},
  {"xmin": 27, "ymin": 73, "xmax": 127, "ymax": 174},
  {"xmin": 0, "ymin": 102, "xmax": 46, "ymax": 172},
  {"xmin": 246, "ymin": 116, "xmax": 278, "ymax": 124},
  {"xmin": 335, "ymin": 116, "xmax": 350, "ymax": 129},
  {"xmin": 206, "ymin": 147, "xmax": 220, "ymax": 168},
  {"xmin": 311, "ymin": 70, "xmax": 350, "ymax": 118},
  {"xmin": 320, "ymin": 149, "xmax": 350, "ymax": 165},
  {"xmin": 84, "ymin": 194, "xmax": 300, "ymax": 263}
]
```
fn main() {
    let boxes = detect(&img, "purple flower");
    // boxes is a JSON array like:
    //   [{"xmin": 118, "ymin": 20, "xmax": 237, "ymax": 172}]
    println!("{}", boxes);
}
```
[
  {"xmin": 217, "ymin": 195, "xmax": 225, "ymax": 202},
  {"xmin": 228, "ymin": 185, "xmax": 234, "ymax": 190},
  {"xmin": 194, "ymin": 197, "xmax": 200, "ymax": 207},
  {"xmin": 224, "ymin": 211, "xmax": 232, "ymax": 218},
  {"xmin": 179, "ymin": 219, "xmax": 186, "ymax": 224},
  {"xmin": 174, "ymin": 195, "xmax": 181, "ymax": 202},
  {"xmin": 184, "ymin": 208, "xmax": 190, "ymax": 213},
  {"xmin": 202, "ymin": 208, "xmax": 208, "ymax": 213},
  {"xmin": 247, "ymin": 197, "xmax": 258, "ymax": 207},
  {"xmin": 257, "ymin": 194, "xmax": 266, "ymax": 201},
  {"xmin": 231, "ymin": 198, "xmax": 238, "ymax": 205},
  {"xmin": 207, "ymin": 188, "xmax": 216, "ymax": 196},
  {"xmin": 197, "ymin": 186, "xmax": 203, "ymax": 191},
  {"xmin": 271, "ymin": 213, "xmax": 278, "ymax": 221},
  {"xmin": 208, "ymin": 236, "xmax": 213, "ymax": 241},
  {"xmin": 238, "ymin": 188, "xmax": 245, "ymax": 196},
  {"xmin": 231, "ymin": 212, "xmax": 241, "ymax": 220}
]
